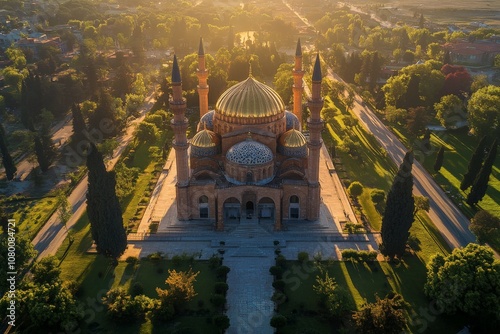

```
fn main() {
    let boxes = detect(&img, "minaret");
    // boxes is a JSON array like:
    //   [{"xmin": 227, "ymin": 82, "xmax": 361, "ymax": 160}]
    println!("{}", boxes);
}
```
[
  {"xmin": 292, "ymin": 38, "xmax": 305, "ymax": 126},
  {"xmin": 306, "ymin": 53, "xmax": 324, "ymax": 221},
  {"xmin": 170, "ymin": 55, "xmax": 190, "ymax": 220},
  {"xmin": 196, "ymin": 37, "xmax": 209, "ymax": 117}
]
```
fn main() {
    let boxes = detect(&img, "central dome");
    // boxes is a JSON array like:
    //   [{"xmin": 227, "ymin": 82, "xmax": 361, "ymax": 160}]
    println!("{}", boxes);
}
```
[
  {"xmin": 215, "ymin": 77, "xmax": 285, "ymax": 118},
  {"xmin": 226, "ymin": 139, "xmax": 273, "ymax": 165}
]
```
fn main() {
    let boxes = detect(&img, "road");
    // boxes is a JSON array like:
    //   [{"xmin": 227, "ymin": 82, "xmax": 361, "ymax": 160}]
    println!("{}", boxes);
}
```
[
  {"xmin": 32, "ymin": 92, "xmax": 156, "ymax": 258},
  {"xmin": 325, "ymin": 68, "xmax": 475, "ymax": 248},
  {"xmin": 283, "ymin": 0, "xmax": 475, "ymax": 248},
  {"xmin": 1, "ymin": 114, "xmax": 73, "ymax": 183}
]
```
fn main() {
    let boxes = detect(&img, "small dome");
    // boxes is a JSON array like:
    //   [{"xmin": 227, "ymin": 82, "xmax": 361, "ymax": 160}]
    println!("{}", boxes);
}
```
[
  {"xmin": 285, "ymin": 111, "xmax": 300, "ymax": 131},
  {"xmin": 226, "ymin": 139, "xmax": 273, "ymax": 165},
  {"xmin": 191, "ymin": 129, "xmax": 219, "ymax": 148},
  {"xmin": 279, "ymin": 129, "xmax": 307, "ymax": 148},
  {"xmin": 191, "ymin": 129, "xmax": 220, "ymax": 157},
  {"xmin": 197, "ymin": 110, "xmax": 214, "ymax": 131},
  {"xmin": 215, "ymin": 77, "xmax": 285, "ymax": 118}
]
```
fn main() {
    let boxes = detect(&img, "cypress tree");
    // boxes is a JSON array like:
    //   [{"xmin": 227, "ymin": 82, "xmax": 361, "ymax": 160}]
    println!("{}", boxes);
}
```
[
  {"xmin": 34, "ymin": 135, "xmax": 51, "ymax": 172},
  {"xmin": 381, "ymin": 151, "xmax": 415, "ymax": 260},
  {"xmin": 86, "ymin": 143, "xmax": 127, "ymax": 259},
  {"xmin": 460, "ymin": 136, "xmax": 489, "ymax": 190},
  {"xmin": 467, "ymin": 139, "xmax": 497, "ymax": 206},
  {"xmin": 422, "ymin": 129, "xmax": 431, "ymax": 151},
  {"xmin": 71, "ymin": 103, "xmax": 87, "ymax": 145},
  {"xmin": 433, "ymin": 145, "xmax": 445, "ymax": 172},
  {"xmin": 0, "ymin": 124, "xmax": 17, "ymax": 180}
]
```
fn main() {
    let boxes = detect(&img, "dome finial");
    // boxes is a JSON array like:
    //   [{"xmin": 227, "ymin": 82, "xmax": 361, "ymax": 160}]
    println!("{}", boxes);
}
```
[
  {"xmin": 247, "ymin": 131, "xmax": 252, "ymax": 140},
  {"xmin": 248, "ymin": 62, "xmax": 253, "ymax": 78}
]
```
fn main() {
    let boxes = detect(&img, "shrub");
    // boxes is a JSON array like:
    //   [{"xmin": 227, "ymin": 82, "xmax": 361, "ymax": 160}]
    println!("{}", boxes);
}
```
[
  {"xmin": 208, "ymin": 254, "xmax": 221, "ymax": 269},
  {"xmin": 297, "ymin": 252, "xmax": 309, "ymax": 263},
  {"xmin": 216, "ymin": 265, "xmax": 230, "ymax": 280},
  {"xmin": 370, "ymin": 189, "xmax": 385, "ymax": 205},
  {"xmin": 272, "ymin": 280, "xmax": 285, "ymax": 292},
  {"xmin": 126, "ymin": 256, "xmax": 138, "ymax": 265},
  {"xmin": 348, "ymin": 181, "xmax": 363, "ymax": 198},
  {"xmin": 214, "ymin": 282, "xmax": 229, "ymax": 296},
  {"xmin": 270, "ymin": 314, "xmax": 287, "ymax": 329},
  {"xmin": 210, "ymin": 293, "xmax": 226, "ymax": 308},
  {"xmin": 147, "ymin": 252, "xmax": 163, "ymax": 264},
  {"xmin": 275, "ymin": 255, "xmax": 287, "ymax": 269},
  {"xmin": 341, "ymin": 249, "xmax": 378, "ymax": 262},
  {"xmin": 269, "ymin": 266, "xmax": 283, "ymax": 279},
  {"xmin": 213, "ymin": 314, "xmax": 230, "ymax": 332},
  {"xmin": 130, "ymin": 282, "xmax": 144, "ymax": 296}
]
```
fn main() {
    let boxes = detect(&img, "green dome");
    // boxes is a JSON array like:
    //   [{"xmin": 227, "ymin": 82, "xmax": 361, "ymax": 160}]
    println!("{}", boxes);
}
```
[{"xmin": 215, "ymin": 77, "xmax": 285, "ymax": 118}]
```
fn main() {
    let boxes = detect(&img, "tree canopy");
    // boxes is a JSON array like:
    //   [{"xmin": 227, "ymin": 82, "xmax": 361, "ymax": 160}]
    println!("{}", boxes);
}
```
[{"xmin": 424, "ymin": 243, "xmax": 500, "ymax": 326}]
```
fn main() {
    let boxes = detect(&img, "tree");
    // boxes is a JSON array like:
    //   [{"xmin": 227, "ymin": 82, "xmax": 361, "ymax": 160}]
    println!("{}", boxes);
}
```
[
  {"xmin": 313, "ymin": 270, "xmax": 354, "ymax": 318},
  {"xmin": 413, "ymin": 195, "xmax": 430, "ymax": 218},
  {"xmin": 460, "ymin": 135, "xmax": 489, "ymax": 190},
  {"xmin": 89, "ymin": 89, "xmax": 119, "ymax": 139},
  {"xmin": 467, "ymin": 85, "xmax": 500, "ymax": 139},
  {"xmin": 34, "ymin": 134, "xmax": 51, "ymax": 172},
  {"xmin": 406, "ymin": 106, "xmax": 430, "ymax": 137},
  {"xmin": 102, "ymin": 287, "xmax": 153, "ymax": 322},
  {"xmin": 86, "ymin": 143, "xmax": 127, "ymax": 259},
  {"xmin": 32, "ymin": 256, "xmax": 61, "ymax": 285},
  {"xmin": 71, "ymin": 103, "xmax": 87, "ymax": 146},
  {"xmin": 433, "ymin": 145, "xmax": 445, "ymax": 172},
  {"xmin": 424, "ymin": 243, "xmax": 500, "ymax": 325},
  {"xmin": 352, "ymin": 293, "xmax": 409, "ymax": 334},
  {"xmin": 57, "ymin": 188, "xmax": 72, "ymax": 230},
  {"xmin": 273, "ymin": 63, "xmax": 294, "ymax": 105},
  {"xmin": 2, "ymin": 281, "xmax": 82, "ymax": 332},
  {"xmin": 381, "ymin": 151, "xmax": 415, "ymax": 259},
  {"xmin": 156, "ymin": 268, "xmax": 199, "ymax": 313},
  {"xmin": 470, "ymin": 211, "xmax": 500, "ymax": 250},
  {"xmin": 0, "ymin": 233, "xmax": 36, "ymax": 295},
  {"xmin": 0, "ymin": 124, "xmax": 17, "ymax": 180},
  {"xmin": 348, "ymin": 181, "xmax": 364, "ymax": 198},
  {"xmin": 434, "ymin": 94, "xmax": 466, "ymax": 129},
  {"xmin": 467, "ymin": 139, "xmax": 497, "ymax": 205},
  {"xmin": 440, "ymin": 64, "xmax": 472, "ymax": 98}
]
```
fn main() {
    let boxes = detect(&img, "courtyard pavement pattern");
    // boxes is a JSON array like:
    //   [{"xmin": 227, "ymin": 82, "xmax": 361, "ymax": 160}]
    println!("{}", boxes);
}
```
[{"xmin": 128, "ymin": 144, "xmax": 379, "ymax": 334}]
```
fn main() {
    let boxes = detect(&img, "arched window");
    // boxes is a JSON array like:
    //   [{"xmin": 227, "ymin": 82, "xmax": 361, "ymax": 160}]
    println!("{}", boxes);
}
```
[
  {"xmin": 290, "ymin": 195, "xmax": 299, "ymax": 203},
  {"xmin": 199, "ymin": 196, "xmax": 208, "ymax": 203}
]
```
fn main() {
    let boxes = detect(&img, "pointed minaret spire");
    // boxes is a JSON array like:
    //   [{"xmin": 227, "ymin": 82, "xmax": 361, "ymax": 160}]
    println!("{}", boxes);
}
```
[
  {"xmin": 172, "ymin": 54, "xmax": 181, "ymax": 83},
  {"xmin": 169, "ymin": 55, "xmax": 190, "ymax": 220},
  {"xmin": 292, "ymin": 38, "xmax": 305, "ymax": 127},
  {"xmin": 295, "ymin": 38, "xmax": 302, "ymax": 56},
  {"xmin": 198, "ymin": 37, "xmax": 205, "ymax": 56},
  {"xmin": 312, "ymin": 53, "xmax": 322, "ymax": 82},
  {"xmin": 196, "ymin": 38, "xmax": 209, "ymax": 117},
  {"xmin": 306, "ymin": 51, "xmax": 324, "ymax": 221}
]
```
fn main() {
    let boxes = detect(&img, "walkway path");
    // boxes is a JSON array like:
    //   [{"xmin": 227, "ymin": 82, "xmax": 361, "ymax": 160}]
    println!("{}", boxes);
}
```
[
  {"xmin": 128, "ymin": 138, "xmax": 377, "ymax": 333},
  {"xmin": 32, "ymin": 92, "xmax": 156, "ymax": 259}
]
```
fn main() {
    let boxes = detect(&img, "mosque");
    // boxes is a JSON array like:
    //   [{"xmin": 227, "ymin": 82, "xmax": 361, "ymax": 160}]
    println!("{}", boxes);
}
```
[{"xmin": 169, "ymin": 39, "xmax": 324, "ymax": 231}]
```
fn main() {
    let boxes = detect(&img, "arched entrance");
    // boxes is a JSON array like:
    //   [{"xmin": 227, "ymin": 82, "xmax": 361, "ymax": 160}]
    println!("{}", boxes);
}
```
[
  {"xmin": 224, "ymin": 197, "xmax": 240, "ymax": 221},
  {"xmin": 289, "ymin": 195, "xmax": 300, "ymax": 219},
  {"xmin": 199, "ymin": 195, "xmax": 209, "ymax": 218},
  {"xmin": 245, "ymin": 201, "xmax": 254, "ymax": 218},
  {"xmin": 258, "ymin": 197, "xmax": 275, "ymax": 222}
]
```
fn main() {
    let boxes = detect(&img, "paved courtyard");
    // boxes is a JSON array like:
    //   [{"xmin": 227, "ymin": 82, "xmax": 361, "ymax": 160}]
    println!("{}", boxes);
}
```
[{"xmin": 126, "ymin": 144, "xmax": 380, "ymax": 334}]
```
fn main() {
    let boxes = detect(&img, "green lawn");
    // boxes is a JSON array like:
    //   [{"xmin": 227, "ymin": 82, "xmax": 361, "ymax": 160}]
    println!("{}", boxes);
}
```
[
  {"xmin": 9, "ymin": 196, "xmax": 59, "ymax": 240},
  {"xmin": 56, "ymin": 220, "xmax": 220, "ymax": 334},
  {"xmin": 381, "ymin": 116, "xmax": 499, "ymax": 218}
]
